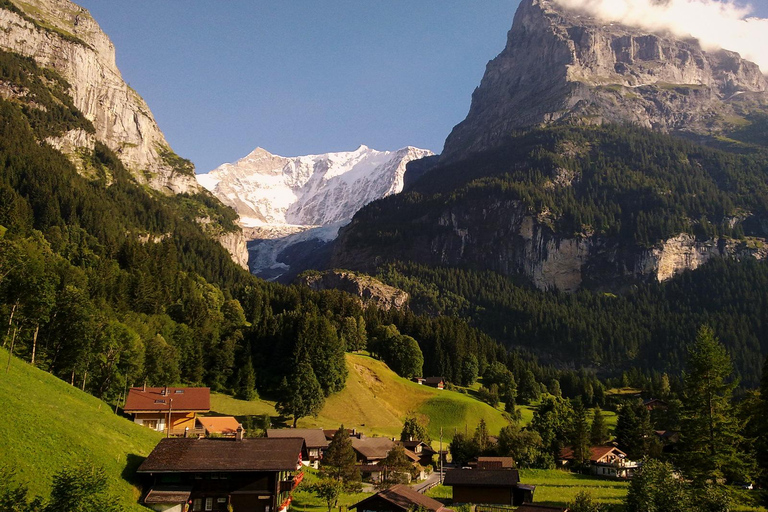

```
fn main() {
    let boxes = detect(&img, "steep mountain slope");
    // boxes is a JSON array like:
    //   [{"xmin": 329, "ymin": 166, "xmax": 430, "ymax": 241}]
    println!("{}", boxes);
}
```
[
  {"xmin": 0, "ymin": 349, "xmax": 161, "ymax": 510},
  {"xmin": 197, "ymin": 145, "xmax": 432, "ymax": 280},
  {"xmin": 441, "ymin": 0, "xmax": 768, "ymax": 163},
  {"xmin": 0, "ymin": 0, "xmax": 249, "ymax": 267},
  {"xmin": 330, "ymin": 0, "xmax": 768, "ymax": 292}
]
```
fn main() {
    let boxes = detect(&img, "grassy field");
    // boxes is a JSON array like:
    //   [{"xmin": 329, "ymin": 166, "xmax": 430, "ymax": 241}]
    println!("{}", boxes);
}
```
[
  {"xmin": 0, "ymin": 349, "xmax": 162, "ymax": 511},
  {"xmin": 292, "ymin": 467, "xmax": 372, "ymax": 512},
  {"xmin": 212, "ymin": 354, "xmax": 512, "ymax": 442}
]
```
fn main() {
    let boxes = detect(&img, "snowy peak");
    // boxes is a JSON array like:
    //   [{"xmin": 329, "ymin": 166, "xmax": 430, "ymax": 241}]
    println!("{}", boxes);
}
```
[{"xmin": 196, "ymin": 145, "xmax": 434, "ymax": 228}]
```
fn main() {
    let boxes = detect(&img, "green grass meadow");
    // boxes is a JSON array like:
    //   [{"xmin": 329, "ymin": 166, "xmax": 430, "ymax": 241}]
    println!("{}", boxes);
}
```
[{"xmin": 0, "ymin": 349, "xmax": 161, "ymax": 510}]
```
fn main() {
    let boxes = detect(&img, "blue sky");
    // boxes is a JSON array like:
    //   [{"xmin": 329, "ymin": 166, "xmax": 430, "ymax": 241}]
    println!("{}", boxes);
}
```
[
  {"xmin": 76, "ymin": 1, "xmax": 518, "ymax": 173},
  {"xmin": 76, "ymin": 1, "xmax": 768, "ymax": 174}
]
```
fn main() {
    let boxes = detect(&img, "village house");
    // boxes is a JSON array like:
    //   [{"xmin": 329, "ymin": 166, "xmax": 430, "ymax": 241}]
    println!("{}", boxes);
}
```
[
  {"xmin": 558, "ymin": 446, "xmax": 638, "ymax": 479},
  {"xmin": 424, "ymin": 377, "xmax": 445, "ymax": 389},
  {"xmin": 124, "ymin": 386, "xmax": 210, "ymax": 435},
  {"xmin": 196, "ymin": 416, "xmax": 241, "ymax": 437},
  {"xmin": 474, "ymin": 456, "xmax": 515, "ymax": 470},
  {"xmin": 267, "ymin": 429, "xmax": 329, "ymax": 468},
  {"xmin": 443, "ymin": 469, "xmax": 534, "ymax": 506},
  {"xmin": 352, "ymin": 436, "xmax": 396, "ymax": 482},
  {"xmin": 643, "ymin": 398, "xmax": 669, "ymax": 411},
  {"xmin": 351, "ymin": 484, "xmax": 453, "ymax": 512},
  {"xmin": 137, "ymin": 432, "xmax": 305, "ymax": 512},
  {"xmin": 411, "ymin": 377, "xmax": 426, "ymax": 385},
  {"xmin": 401, "ymin": 439, "xmax": 437, "ymax": 467}
]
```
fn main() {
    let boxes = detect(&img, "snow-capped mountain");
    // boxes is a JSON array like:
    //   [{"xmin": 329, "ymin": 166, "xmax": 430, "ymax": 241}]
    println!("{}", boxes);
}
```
[
  {"xmin": 196, "ymin": 144, "xmax": 434, "ymax": 281},
  {"xmin": 197, "ymin": 145, "xmax": 433, "ymax": 228}
]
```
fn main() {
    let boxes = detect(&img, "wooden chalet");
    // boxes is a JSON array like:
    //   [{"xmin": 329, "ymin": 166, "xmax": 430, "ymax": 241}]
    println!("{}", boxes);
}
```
[
  {"xmin": 643, "ymin": 398, "xmax": 669, "ymax": 411},
  {"xmin": 401, "ymin": 439, "xmax": 437, "ymax": 467},
  {"xmin": 475, "ymin": 456, "xmax": 515, "ymax": 470},
  {"xmin": 124, "ymin": 386, "xmax": 210, "ymax": 435},
  {"xmin": 196, "ymin": 416, "xmax": 241, "ymax": 437},
  {"xmin": 137, "ymin": 435, "xmax": 305, "ymax": 512},
  {"xmin": 443, "ymin": 469, "xmax": 533, "ymax": 506},
  {"xmin": 411, "ymin": 377, "xmax": 426, "ymax": 385},
  {"xmin": 351, "ymin": 484, "xmax": 453, "ymax": 512},
  {"xmin": 267, "ymin": 429, "xmax": 329, "ymax": 467},
  {"xmin": 559, "ymin": 446, "xmax": 638, "ymax": 478},
  {"xmin": 424, "ymin": 377, "xmax": 445, "ymax": 389}
]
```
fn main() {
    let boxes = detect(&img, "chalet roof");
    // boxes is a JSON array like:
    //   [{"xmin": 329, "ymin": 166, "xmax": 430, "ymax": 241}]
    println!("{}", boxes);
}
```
[
  {"xmin": 351, "ymin": 484, "xmax": 451, "ymax": 512},
  {"xmin": 268, "ymin": 429, "xmax": 329, "ymax": 449},
  {"xmin": 424, "ymin": 377, "xmax": 445, "ymax": 385},
  {"xmin": 402, "ymin": 440, "xmax": 436, "ymax": 453},
  {"xmin": 443, "ymin": 469, "xmax": 520, "ymax": 487},
  {"xmin": 403, "ymin": 449, "xmax": 420, "ymax": 463},
  {"xmin": 324, "ymin": 429, "xmax": 353, "ymax": 440},
  {"xmin": 144, "ymin": 487, "xmax": 192, "ymax": 504},
  {"xmin": 352, "ymin": 437, "xmax": 395, "ymax": 460},
  {"xmin": 559, "ymin": 446, "xmax": 626, "ymax": 463},
  {"xmin": 197, "ymin": 416, "xmax": 241, "ymax": 435},
  {"xmin": 124, "ymin": 387, "xmax": 210, "ymax": 413},
  {"xmin": 515, "ymin": 505, "xmax": 568, "ymax": 512},
  {"xmin": 137, "ymin": 438, "xmax": 304, "ymax": 473},
  {"xmin": 477, "ymin": 456, "xmax": 515, "ymax": 469}
]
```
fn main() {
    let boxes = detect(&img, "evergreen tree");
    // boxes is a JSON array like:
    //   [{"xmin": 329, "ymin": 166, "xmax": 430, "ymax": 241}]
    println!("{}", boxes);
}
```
[
  {"xmin": 275, "ymin": 359, "xmax": 324, "ymax": 428},
  {"xmin": 379, "ymin": 445, "xmax": 413, "ymax": 488},
  {"xmin": 460, "ymin": 354, "xmax": 479, "ymax": 386},
  {"xmin": 615, "ymin": 400, "xmax": 653, "ymax": 460},
  {"xmin": 321, "ymin": 425, "xmax": 360, "ymax": 486},
  {"xmin": 400, "ymin": 414, "xmax": 431, "ymax": 444},
  {"xmin": 530, "ymin": 395, "xmax": 573, "ymax": 461},
  {"xmin": 473, "ymin": 418, "xmax": 493, "ymax": 454},
  {"xmin": 518, "ymin": 370, "xmax": 541, "ymax": 404},
  {"xmin": 568, "ymin": 491, "xmax": 602, "ymax": 512},
  {"xmin": 678, "ymin": 326, "xmax": 749, "ymax": 483},
  {"xmin": 570, "ymin": 398, "xmax": 591, "ymax": 465},
  {"xmin": 589, "ymin": 406, "xmax": 609, "ymax": 446},
  {"xmin": 45, "ymin": 463, "xmax": 119, "ymax": 512},
  {"xmin": 625, "ymin": 459, "xmax": 689, "ymax": 512},
  {"xmin": 235, "ymin": 356, "xmax": 257, "ymax": 400},
  {"xmin": 449, "ymin": 433, "xmax": 478, "ymax": 466},
  {"xmin": 759, "ymin": 356, "xmax": 768, "ymax": 491}
]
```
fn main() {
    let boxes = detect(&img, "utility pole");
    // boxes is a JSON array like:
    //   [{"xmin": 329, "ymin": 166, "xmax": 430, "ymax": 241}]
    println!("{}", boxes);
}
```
[
  {"xmin": 166, "ymin": 398, "xmax": 173, "ymax": 438},
  {"xmin": 439, "ymin": 427, "xmax": 443, "ymax": 485}
]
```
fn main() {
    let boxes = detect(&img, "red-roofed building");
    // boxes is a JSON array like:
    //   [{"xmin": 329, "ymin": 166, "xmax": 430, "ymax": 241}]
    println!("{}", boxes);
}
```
[
  {"xmin": 124, "ymin": 386, "xmax": 210, "ymax": 435},
  {"xmin": 559, "ymin": 446, "xmax": 638, "ymax": 478}
]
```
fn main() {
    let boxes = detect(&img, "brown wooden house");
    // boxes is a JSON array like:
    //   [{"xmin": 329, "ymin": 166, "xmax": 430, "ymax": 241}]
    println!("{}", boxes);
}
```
[
  {"xmin": 124, "ymin": 386, "xmax": 210, "ymax": 435},
  {"xmin": 443, "ymin": 469, "xmax": 532, "ymax": 506},
  {"xmin": 559, "ymin": 446, "xmax": 638, "ymax": 479},
  {"xmin": 137, "ymin": 436, "xmax": 305, "ymax": 512},
  {"xmin": 401, "ymin": 439, "xmax": 437, "ymax": 467},
  {"xmin": 424, "ymin": 377, "xmax": 445, "ymax": 389},
  {"xmin": 267, "ymin": 429, "xmax": 329, "ymax": 467},
  {"xmin": 475, "ymin": 456, "xmax": 515, "ymax": 470},
  {"xmin": 351, "ymin": 484, "xmax": 453, "ymax": 512}
]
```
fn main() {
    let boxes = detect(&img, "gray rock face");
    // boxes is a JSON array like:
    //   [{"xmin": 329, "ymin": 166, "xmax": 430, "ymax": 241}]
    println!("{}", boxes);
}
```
[
  {"xmin": 441, "ymin": 0, "xmax": 768, "ymax": 162},
  {"xmin": 0, "ymin": 0, "xmax": 200, "ymax": 194},
  {"xmin": 332, "ymin": 198, "xmax": 768, "ymax": 292},
  {"xmin": 298, "ymin": 270, "xmax": 409, "ymax": 311}
]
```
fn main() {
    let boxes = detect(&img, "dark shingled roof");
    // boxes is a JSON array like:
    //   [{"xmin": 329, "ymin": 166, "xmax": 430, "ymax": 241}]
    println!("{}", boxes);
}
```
[
  {"xmin": 124, "ymin": 387, "xmax": 210, "ymax": 413},
  {"xmin": 267, "ymin": 429, "xmax": 329, "ymax": 449},
  {"xmin": 144, "ymin": 487, "xmax": 192, "ymax": 504},
  {"xmin": 351, "ymin": 484, "xmax": 452, "ymax": 512},
  {"xmin": 351, "ymin": 437, "xmax": 395, "ymax": 460},
  {"xmin": 137, "ymin": 438, "xmax": 304, "ymax": 473},
  {"xmin": 443, "ymin": 469, "xmax": 520, "ymax": 487}
]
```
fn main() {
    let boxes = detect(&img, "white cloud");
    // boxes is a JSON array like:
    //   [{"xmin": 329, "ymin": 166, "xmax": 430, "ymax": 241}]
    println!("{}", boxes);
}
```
[{"xmin": 552, "ymin": 0, "xmax": 768, "ymax": 74}]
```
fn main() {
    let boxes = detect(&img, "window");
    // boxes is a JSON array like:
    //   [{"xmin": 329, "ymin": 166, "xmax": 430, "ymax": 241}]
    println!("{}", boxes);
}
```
[
  {"xmin": 143, "ymin": 420, "xmax": 159, "ymax": 430},
  {"xmin": 175, "ymin": 389, "xmax": 185, "ymax": 394},
  {"xmin": 217, "ymin": 498, "xmax": 227, "ymax": 504},
  {"xmin": 192, "ymin": 499, "xmax": 202, "ymax": 511},
  {"xmin": 205, "ymin": 498, "xmax": 213, "ymax": 511}
]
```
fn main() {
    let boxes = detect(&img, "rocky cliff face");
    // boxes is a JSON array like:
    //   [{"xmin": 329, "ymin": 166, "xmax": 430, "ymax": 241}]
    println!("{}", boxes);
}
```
[
  {"xmin": 441, "ymin": 0, "xmax": 768, "ymax": 162},
  {"xmin": 0, "ymin": 0, "xmax": 200, "ymax": 194},
  {"xmin": 298, "ymin": 270, "xmax": 409, "ymax": 311},
  {"xmin": 333, "ymin": 198, "xmax": 768, "ymax": 292}
]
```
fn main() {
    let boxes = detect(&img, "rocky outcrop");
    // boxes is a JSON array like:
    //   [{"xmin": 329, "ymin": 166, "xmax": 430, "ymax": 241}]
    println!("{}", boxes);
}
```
[
  {"xmin": 332, "ymin": 199, "xmax": 768, "ymax": 292},
  {"xmin": 298, "ymin": 270, "xmax": 409, "ymax": 311},
  {"xmin": 441, "ymin": 0, "xmax": 768, "ymax": 162},
  {"xmin": 0, "ymin": 0, "xmax": 200, "ymax": 194},
  {"xmin": 216, "ymin": 231, "xmax": 250, "ymax": 270}
]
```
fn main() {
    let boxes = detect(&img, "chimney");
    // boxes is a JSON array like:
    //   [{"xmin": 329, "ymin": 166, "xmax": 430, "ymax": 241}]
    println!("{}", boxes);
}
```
[
  {"xmin": 142, "ymin": 381, "xmax": 146, "ymax": 392},
  {"xmin": 236, "ymin": 425, "xmax": 244, "ymax": 441},
  {"xmin": 184, "ymin": 427, "xmax": 189, "ymax": 438},
  {"xmin": 162, "ymin": 386, "xmax": 168, "ymax": 396}
]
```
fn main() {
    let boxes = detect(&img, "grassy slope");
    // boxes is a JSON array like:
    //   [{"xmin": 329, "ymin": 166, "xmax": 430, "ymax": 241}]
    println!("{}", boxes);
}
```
[
  {"xmin": 0, "ymin": 349, "xmax": 161, "ymax": 511},
  {"xmin": 212, "ymin": 354, "xmax": 511, "ymax": 442}
]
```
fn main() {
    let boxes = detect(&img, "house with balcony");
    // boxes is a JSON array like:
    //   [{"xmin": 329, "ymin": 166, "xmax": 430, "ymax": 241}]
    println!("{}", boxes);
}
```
[
  {"xmin": 137, "ymin": 433, "xmax": 305, "ymax": 512},
  {"xmin": 124, "ymin": 386, "xmax": 210, "ymax": 435},
  {"xmin": 559, "ymin": 446, "xmax": 638, "ymax": 479}
]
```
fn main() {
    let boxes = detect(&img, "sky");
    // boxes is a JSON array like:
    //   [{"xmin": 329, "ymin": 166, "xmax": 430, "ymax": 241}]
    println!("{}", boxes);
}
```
[{"xmin": 76, "ymin": 1, "xmax": 768, "ymax": 174}]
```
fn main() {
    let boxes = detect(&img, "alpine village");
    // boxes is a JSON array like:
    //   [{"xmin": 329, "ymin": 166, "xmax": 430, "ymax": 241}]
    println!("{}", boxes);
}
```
[{"xmin": 0, "ymin": 0, "xmax": 767, "ymax": 511}]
